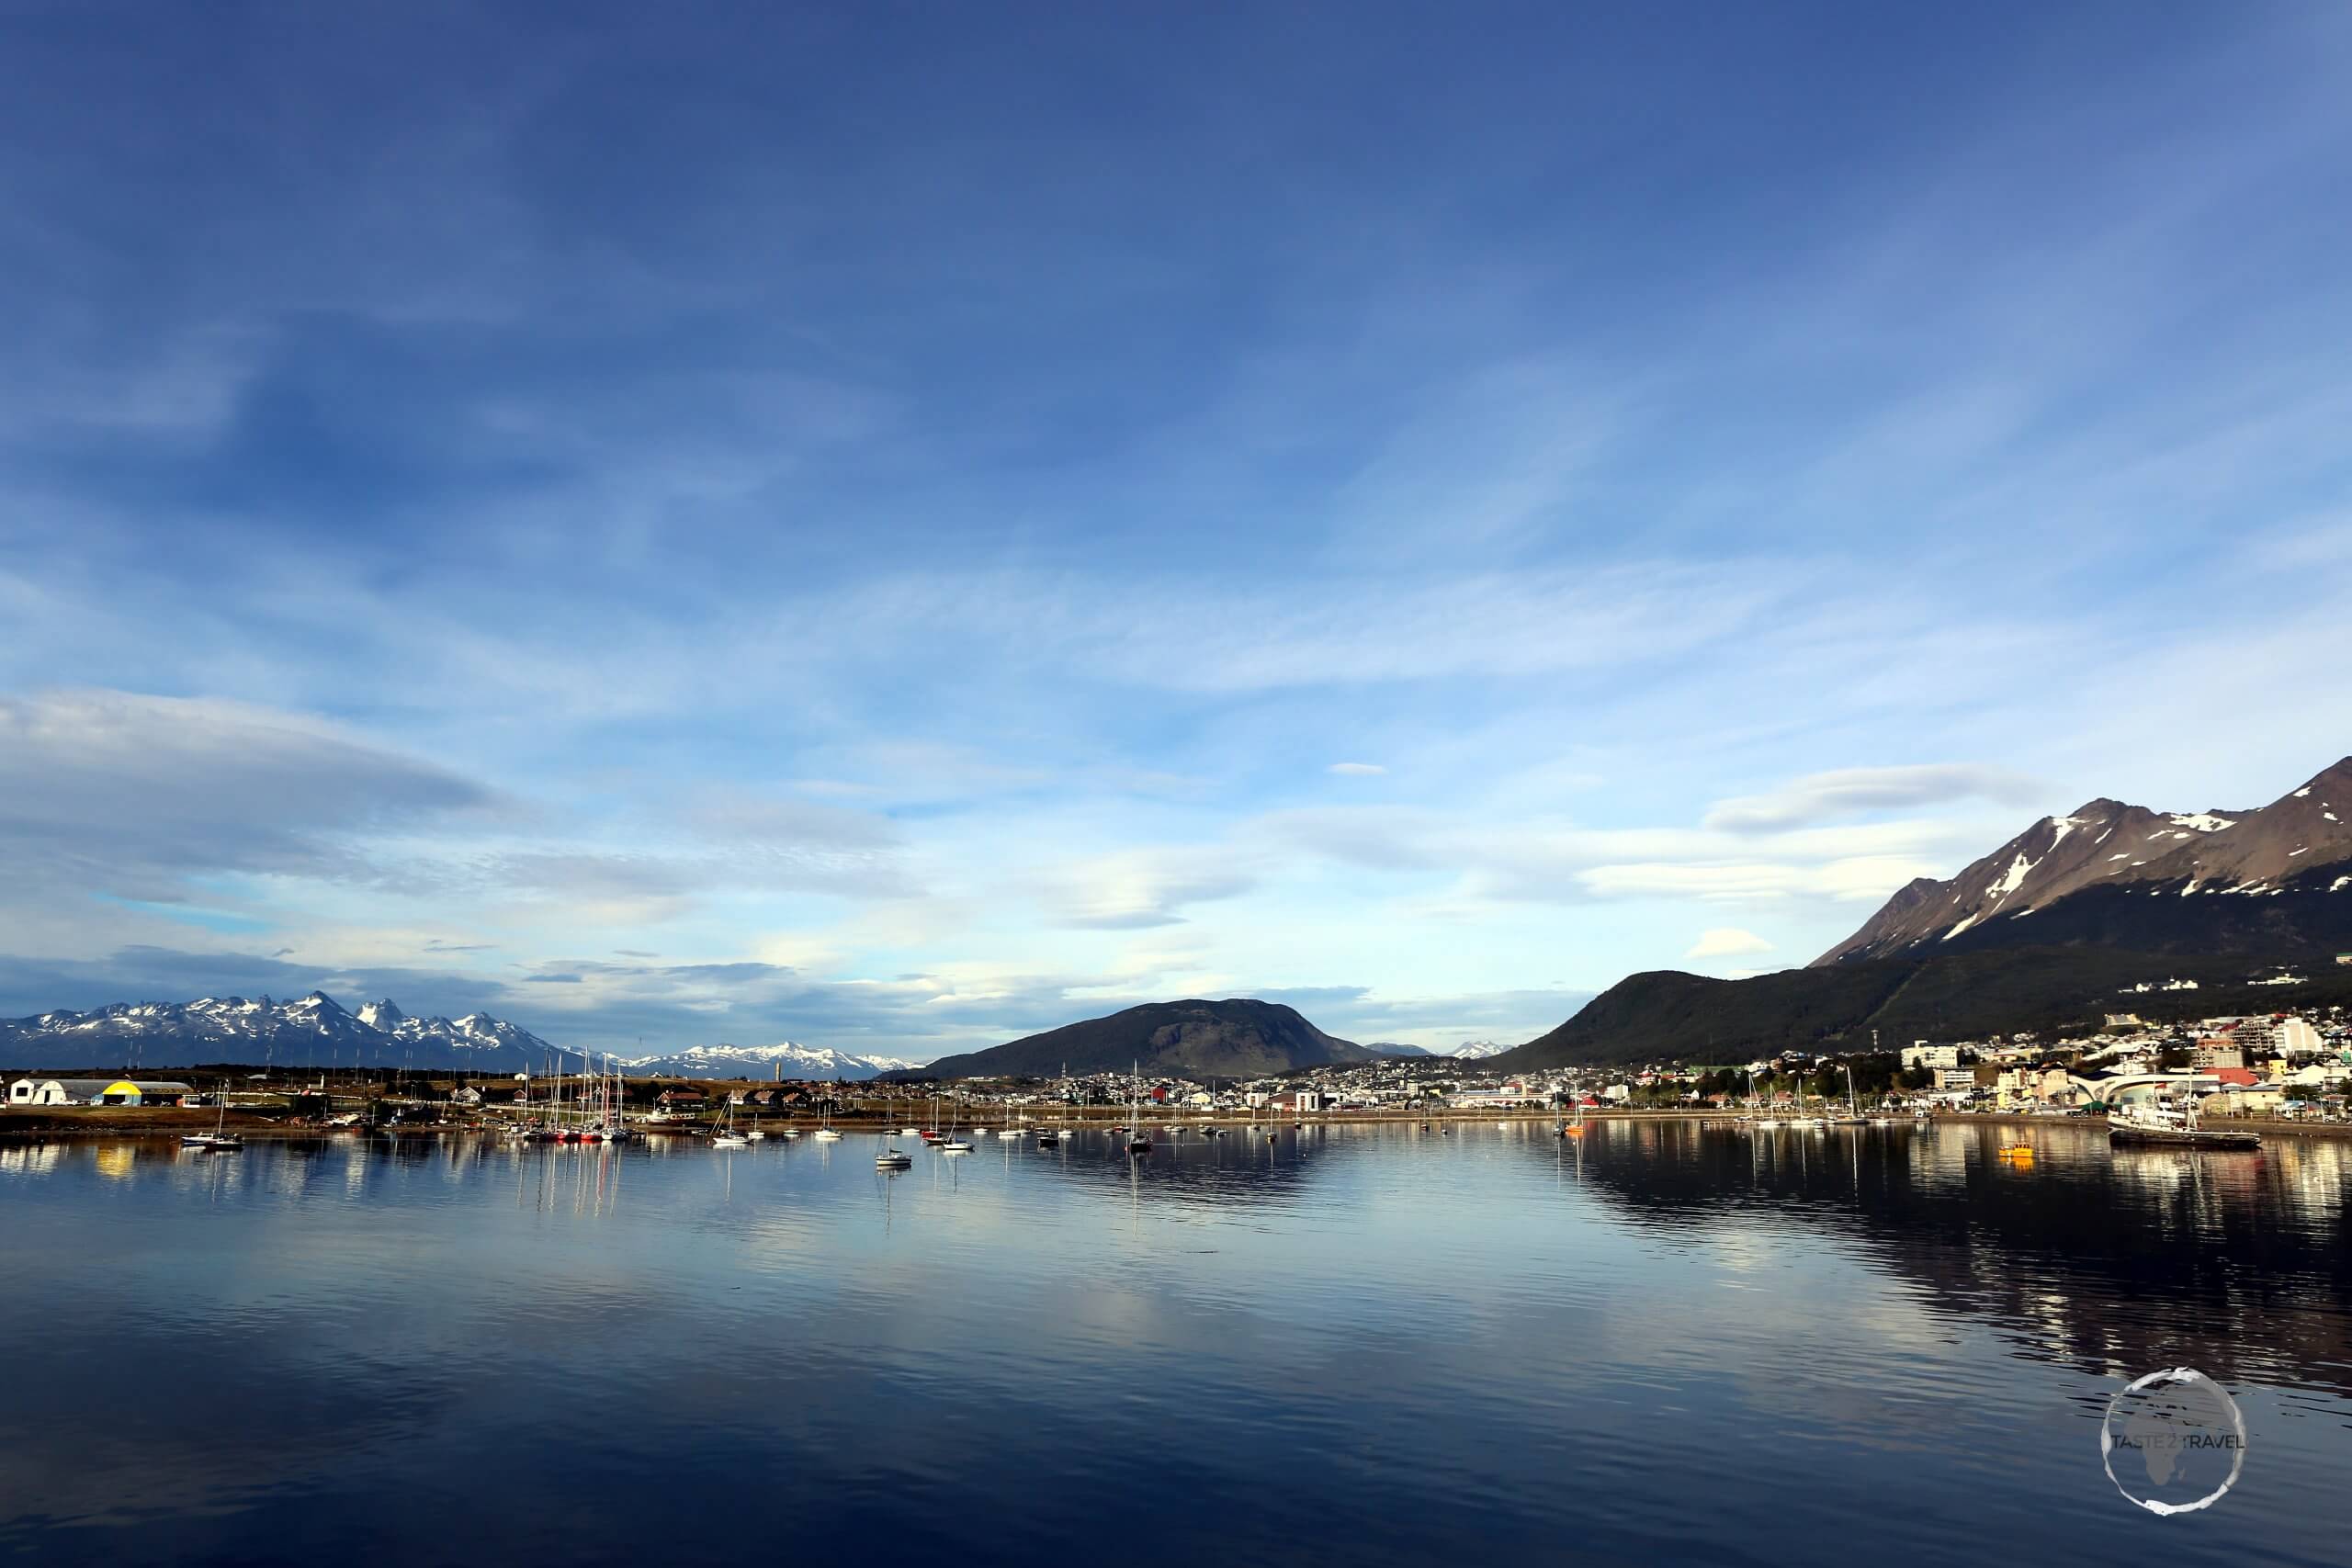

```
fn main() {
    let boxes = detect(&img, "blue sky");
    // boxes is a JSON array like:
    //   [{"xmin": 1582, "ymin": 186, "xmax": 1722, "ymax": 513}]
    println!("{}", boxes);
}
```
[{"xmin": 5, "ymin": 2, "xmax": 2351, "ymax": 1059}]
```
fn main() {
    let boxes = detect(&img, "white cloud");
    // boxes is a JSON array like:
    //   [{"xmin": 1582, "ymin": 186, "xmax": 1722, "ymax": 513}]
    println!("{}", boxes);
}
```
[
  {"xmin": 1702, "ymin": 764, "xmax": 2042, "ymax": 833},
  {"xmin": 1328, "ymin": 761, "xmax": 1386, "ymax": 776},
  {"xmin": 0, "ymin": 687, "xmax": 494, "ymax": 904},
  {"xmin": 1686, "ymin": 927, "xmax": 1774, "ymax": 959},
  {"xmin": 1033, "ymin": 848, "xmax": 1259, "ymax": 930}
]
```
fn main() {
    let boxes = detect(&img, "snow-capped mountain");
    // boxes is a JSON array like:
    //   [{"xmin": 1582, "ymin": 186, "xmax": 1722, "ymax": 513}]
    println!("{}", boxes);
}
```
[
  {"xmin": 1818, "ymin": 756, "xmax": 2352, "ymax": 964},
  {"xmin": 1448, "ymin": 1040, "xmax": 1510, "ymax": 1059},
  {"xmin": 0, "ymin": 991, "xmax": 558, "ymax": 1071},
  {"xmin": 618, "ymin": 1042, "xmax": 922, "ymax": 1081}
]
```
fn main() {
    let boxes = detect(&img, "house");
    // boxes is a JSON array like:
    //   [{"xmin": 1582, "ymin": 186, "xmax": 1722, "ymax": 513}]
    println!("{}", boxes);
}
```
[{"xmin": 2210, "ymin": 1077, "xmax": 2284, "ymax": 1115}]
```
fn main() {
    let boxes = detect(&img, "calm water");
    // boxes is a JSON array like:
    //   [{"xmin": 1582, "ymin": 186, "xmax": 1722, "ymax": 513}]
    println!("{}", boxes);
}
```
[{"xmin": 4, "ymin": 1121, "xmax": 2350, "ymax": 1565}]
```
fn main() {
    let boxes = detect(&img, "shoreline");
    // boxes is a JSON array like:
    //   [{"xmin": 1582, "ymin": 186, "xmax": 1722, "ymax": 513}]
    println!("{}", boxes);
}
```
[{"xmin": 6, "ymin": 1105, "xmax": 2342, "ymax": 1141}]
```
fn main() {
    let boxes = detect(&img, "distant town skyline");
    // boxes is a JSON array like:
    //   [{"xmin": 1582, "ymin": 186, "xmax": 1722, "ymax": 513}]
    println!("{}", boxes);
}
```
[{"xmin": 6, "ymin": 4, "xmax": 2352, "ymax": 1057}]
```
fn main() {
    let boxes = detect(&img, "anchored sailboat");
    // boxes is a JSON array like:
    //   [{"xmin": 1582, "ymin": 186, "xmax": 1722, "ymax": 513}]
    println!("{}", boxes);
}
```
[
  {"xmin": 181, "ymin": 1085, "xmax": 243, "ymax": 1151},
  {"xmin": 1126, "ymin": 1063, "xmax": 1152, "ymax": 1154}
]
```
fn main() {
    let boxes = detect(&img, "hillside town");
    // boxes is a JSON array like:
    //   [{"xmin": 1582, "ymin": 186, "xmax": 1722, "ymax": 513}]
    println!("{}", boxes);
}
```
[{"xmin": 12, "ymin": 1007, "xmax": 2350, "ymax": 1134}]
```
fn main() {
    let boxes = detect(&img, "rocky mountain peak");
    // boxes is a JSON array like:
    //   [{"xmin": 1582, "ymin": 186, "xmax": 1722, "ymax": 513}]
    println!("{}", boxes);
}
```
[{"xmin": 1817, "ymin": 754, "xmax": 2352, "ymax": 965}]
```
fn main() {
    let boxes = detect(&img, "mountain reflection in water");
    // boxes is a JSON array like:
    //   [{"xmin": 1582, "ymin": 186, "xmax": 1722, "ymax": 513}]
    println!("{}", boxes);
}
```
[{"xmin": 1, "ymin": 1122, "xmax": 2346, "ymax": 1567}]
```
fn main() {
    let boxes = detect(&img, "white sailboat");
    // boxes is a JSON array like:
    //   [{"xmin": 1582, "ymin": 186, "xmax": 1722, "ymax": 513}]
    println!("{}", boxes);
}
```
[
  {"xmin": 181, "ymin": 1086, "xmax": 243, "ymax": 1150},
  {"xmin": 711, "ymin": 1097, "xmax": 750, "ymax": 1148},
  {"xmin": 1832, "ymin": 1065, "xmax": 1868, "ymax": 1124}
]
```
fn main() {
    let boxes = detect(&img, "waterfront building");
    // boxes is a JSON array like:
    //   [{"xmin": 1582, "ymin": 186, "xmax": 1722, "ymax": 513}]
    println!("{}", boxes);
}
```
[{"xmin": 6, "ymin": 1078, "xmax": 195, "ymax": 1106}]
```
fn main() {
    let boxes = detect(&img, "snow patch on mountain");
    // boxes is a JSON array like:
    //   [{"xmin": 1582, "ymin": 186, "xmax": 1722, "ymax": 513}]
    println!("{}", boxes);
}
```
[{"xmin": 1986, "ymin": 852, "xmax": 2037, "ymax": 899}]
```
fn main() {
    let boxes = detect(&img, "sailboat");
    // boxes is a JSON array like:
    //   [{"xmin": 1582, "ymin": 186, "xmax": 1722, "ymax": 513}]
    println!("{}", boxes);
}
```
[
  {"xmin": 813, "ymin": 1097, "xmax": 842, "ymax": 1140},
  {"xmin": 1751, "ymin": 1069, "xmax": 1781, "ymax": 1131},
  {"xmin": 1557, "ymin": 1095, "xmax": 1586, "ymax": 1138},
  {"xmin": 182, "ymin": 1086, "xmax": 243, "ymax": 1150},
  {"xmin": 712, "ymin": 1097, "xmax": 750, "ymax": 1148},
  {"xmin": 939, "ymin": 1096, "xmax": 972, "ymax": 1152},
  {"xmin": 1831, "ymin": 1065, "xmax": 1868, "ymax": 1125},
  {"xmin": 1126, "ymin": 1064, "xmax": 1152, "ymax": 1154}
]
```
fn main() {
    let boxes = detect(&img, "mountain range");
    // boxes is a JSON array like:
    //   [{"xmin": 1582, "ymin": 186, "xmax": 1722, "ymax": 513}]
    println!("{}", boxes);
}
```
[
  {"xmin": 617, "ymin": 1042, "xmax": 921, "ymax": 1080},
  {"xmin": 16, "ymin": 761, "xmax": 2351, "ymax": 1083},
  {"xmin": 0, "ymin": 992, "xmax": 557, "ymax": 1073},
  {"xmin": 1363, "ymin": 1040, "xmax": 1509, "ymax": 1059},
  {"xmin": 1818, "ymin": 758, "xmax": 2352, "ymax": 964},
  {"xmin": 1492, "ymin": 754, "xmax": 2352, "ymax": 1069},
  {"xmin": 893, "ymin": 998, "xmax": 1390, "ymax": 1080}
]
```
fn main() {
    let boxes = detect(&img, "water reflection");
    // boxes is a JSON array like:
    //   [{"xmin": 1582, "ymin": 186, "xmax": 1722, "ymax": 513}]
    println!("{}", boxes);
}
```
[
  {"xmin": 2, "ymin": 1123, "xmax": 2348, "ymax": 1567},
  {"xmin": 1554, "ymin": 1120, "xmax": 2352, "ymax": 1401}
]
